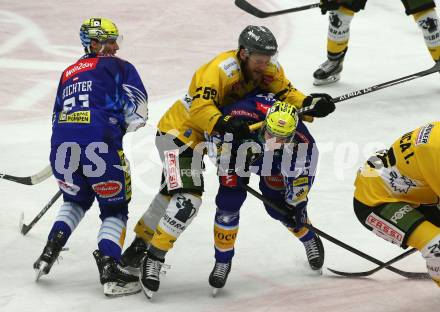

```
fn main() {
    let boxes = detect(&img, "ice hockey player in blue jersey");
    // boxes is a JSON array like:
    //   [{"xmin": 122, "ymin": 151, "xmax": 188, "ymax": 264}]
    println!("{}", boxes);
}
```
[
  {"xmin": 33, "ymin": 17, "xmax": 148, "ymax": 297},
  {"xmin": 208, "ymin": 92, "xmax": 326, "ymax": 294}
]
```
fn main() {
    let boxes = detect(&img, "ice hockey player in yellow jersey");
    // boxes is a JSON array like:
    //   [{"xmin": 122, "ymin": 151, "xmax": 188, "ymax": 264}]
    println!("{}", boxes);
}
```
[
  {"xmin": 354, "ymin": 122, "xmax": 440, "ymax": 287},
  {"xmin": 120, "ymin": 25, "xmax": 336, "ymax": 299},
  {"xmin": 314, "ymin": 0, "xmax": 440, "ymax": 85}
]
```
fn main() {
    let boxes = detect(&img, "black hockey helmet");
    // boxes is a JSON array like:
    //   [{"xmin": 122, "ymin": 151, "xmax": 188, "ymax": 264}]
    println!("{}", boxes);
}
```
[{"xmin": 238, "ymin": 25, "xmax": 278, "ymax": 56}]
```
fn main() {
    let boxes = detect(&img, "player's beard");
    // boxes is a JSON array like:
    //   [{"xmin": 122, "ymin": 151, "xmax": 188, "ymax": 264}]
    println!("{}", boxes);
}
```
[{"xmin": 243, "ymin": 63, "xmax": 263, "ymax": 85}]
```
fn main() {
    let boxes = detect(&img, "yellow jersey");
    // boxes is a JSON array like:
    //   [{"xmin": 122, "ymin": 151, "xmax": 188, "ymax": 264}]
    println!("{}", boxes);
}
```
[
  {"xmin": 355, "ymin": 122, "xmax": 440, "ymax": 207},
  {"xmin": 157, "ymin": 50, "xmax": 307, "ymax": 148}
]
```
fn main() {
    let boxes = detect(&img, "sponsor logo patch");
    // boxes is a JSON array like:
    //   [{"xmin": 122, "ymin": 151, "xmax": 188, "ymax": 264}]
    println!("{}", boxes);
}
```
[
  {"xmin": 219, "ymin": 57, "xmax": 239, "ymax": 78},
  {"xmin": 57, "ymin": 179, "xmax": 80, "ymax": 196},
  {"xmin": 293, "ymin": 186, "xmax": 308, "ymax": 202},
  {"xmin": 366, "ymin": 213, "xmax": 404, "ymax": 246},
  {"xmin": 293, "ymin": 176, "xmax": 309, "ymax": 187},
  {"xmin": 58, "ymin": 111, "xmax": 90, "ymax": 123},
  {"xmin": 62, "ymin": 58, "xmax": 98, "ymax": 83},
  {"xmin": 92, "ymin": 180, "xmax": 122, "ymax": 198},
  {"xmin": 390, "ymin": 205, "xmax": 413, "ymax": 224},
  {"xmin": 220, "ymin": 175, "xmax": 238, "ymax": 187},
  {"xmin": 415, "ymin": 123, "xmax": 434, "ymax": 145},
  {"xmin": 164, "ymin": 149, "xmax": 182, "ymax": 191},
  {"xmin": 264, "ymin": 175, "xmax": 284, "ymax": 190}
]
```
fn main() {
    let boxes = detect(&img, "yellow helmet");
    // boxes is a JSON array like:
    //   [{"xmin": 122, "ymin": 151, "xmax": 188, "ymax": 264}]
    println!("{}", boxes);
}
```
[
  {"xmin": 265, "ymin": 101, "xmax": 298, "ymax": 139},
  {"xmin": 80, "ymin": 18, "xmax": 119, "ymax": 51}
]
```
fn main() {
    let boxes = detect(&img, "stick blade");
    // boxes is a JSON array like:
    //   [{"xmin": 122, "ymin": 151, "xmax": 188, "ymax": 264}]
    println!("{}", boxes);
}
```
[
  {"xmin": 328, "ymin": 267, "xmax": 430, "ymax": 279},
  {"xmin": 234, "ymin": 0, "xmax": 268, "ymax": 18},
  {"xmin": 327, "ymin": 267, "xmax": 369, "ymax": 278},
  {"xmin": 1, "ymin": 174, "xmax": 32, "ymax": 185}
]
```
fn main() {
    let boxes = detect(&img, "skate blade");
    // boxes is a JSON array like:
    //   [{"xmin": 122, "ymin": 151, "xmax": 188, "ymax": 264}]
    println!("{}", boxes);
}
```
[
  {"xmin": 35, "ymin": 263, "xmax": 48, "ymax": 282},
  {"xmin": 312, "ymin": 268, "xmax": 323, "ymax": 275},
  {"xmin": 313, "ymin": 74, "xmax": 340, "ymax": 86},
  {"xmin": 140, "ymin": 283, "xmax": 156, "ymax": 300},
  {"xmin": 103, "ymin": 282, "xmax": 141, "ymax": 298},
  {"xmin": 211, "ymin": 287, "xmax": 219, "ymax": 297}
]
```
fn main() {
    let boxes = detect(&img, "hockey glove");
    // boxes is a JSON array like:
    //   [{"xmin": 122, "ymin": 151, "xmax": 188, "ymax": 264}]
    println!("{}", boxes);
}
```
[
  {"xmin": 214, "ymin": 115, "xmax": 251, "ymax": 141},
  {"xmin": 302, "ymin": 93, "xmax": 335, "ymax": 118},
  {"xmin": 319, "ymin": 0, "xmax": 342, "ymax": 15}
]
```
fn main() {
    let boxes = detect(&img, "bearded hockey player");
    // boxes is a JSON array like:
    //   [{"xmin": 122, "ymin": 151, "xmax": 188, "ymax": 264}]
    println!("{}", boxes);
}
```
[
  {"xmin": 354, "ymin": 122, "xmax": 440, "ymax": 287},
  {"xmin": 207, "ymin": 93, "xmax": 326, "ymax": 294},
  {"xmin": 119, "ymin": 25, "xmax": 335, "ymax": 299},
  {"xmin": 33, "ymin": 18, "xmax": 148, "ymax": 297},
  {"xmin": 314, "ymin": 0, "xmax": 440, "ymax": 85}
]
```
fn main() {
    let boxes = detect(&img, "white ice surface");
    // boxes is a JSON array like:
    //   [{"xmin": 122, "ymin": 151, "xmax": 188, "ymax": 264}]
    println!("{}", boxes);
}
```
[{"xmin": 1, "ymin": 1, "xmax": 440, "ymax": 311}]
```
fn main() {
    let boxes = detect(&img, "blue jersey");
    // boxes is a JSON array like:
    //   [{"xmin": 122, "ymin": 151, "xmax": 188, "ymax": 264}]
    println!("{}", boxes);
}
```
[
  {"xmin": 51, "ymin": 54, "xmax": 148, "ymax": 149},
  {"xmin": 213, "ymin": 91, "xmax": 318, "ymax": 206}
]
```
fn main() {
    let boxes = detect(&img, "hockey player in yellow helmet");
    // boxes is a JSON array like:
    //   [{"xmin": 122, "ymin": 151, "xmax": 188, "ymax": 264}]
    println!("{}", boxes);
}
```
[
  {"xmin": 263, "ymin": 100, "xmax": 299, "ymax": 145},
  {"xmin": 205, "ymin": 94, "xmax": 324, "ymax": 293},
  {"xmin": 79, "ymin": 17, "xmax": 120, "ymax": 55}
]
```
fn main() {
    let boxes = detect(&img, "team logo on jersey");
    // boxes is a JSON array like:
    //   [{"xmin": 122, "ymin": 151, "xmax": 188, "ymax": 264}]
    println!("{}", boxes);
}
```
[
  {"xmin": 62, "ymin": 58, "xmax": 98, "ymax": 83},
  {"xmin": 92, "ymin": 180, "xmax": 122, "ymax": 198},
  {"xmin": 387, "ymin": 170, "xmax": 417, "ymax": 194},
  {"xmin": 415, "ymin": 123, "xmax": 434, "ymax": 145}
]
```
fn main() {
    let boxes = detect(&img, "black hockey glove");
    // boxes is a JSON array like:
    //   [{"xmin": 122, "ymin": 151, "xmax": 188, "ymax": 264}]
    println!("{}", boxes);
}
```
[
  {"xmin": 302, "ymin": 93, "xmax": 335, "ymax": 118},
  {"xmin": 214, "ymin": 115, "xmax": 251, "ymax": 141},
  {"xmin": 319, "ymin": 0, "xmax": 342, "ymax": 15}
]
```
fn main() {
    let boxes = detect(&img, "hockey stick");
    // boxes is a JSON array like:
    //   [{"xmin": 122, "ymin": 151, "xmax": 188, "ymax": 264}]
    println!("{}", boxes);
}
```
[
  {"xmin": 0, "ymin": 165, "xmax": 53, "ymax": 185},
  {"xmin": 244, "ymin": 185, "xmax": 429, "ymax": 279},
  {"xmin": 235, "ymin": 0, "xmax": 320, "ymax": 18},
  {"xmin": 19, "ymin": 190, "xmax": 62, "ymax": 236},
  {"xmin": 297, "ymin": 61, "xmax": 440, "ymax": 115},
  {"xmin": 327, "ymin": 248, "xmax": 427, "ymax": 278}
]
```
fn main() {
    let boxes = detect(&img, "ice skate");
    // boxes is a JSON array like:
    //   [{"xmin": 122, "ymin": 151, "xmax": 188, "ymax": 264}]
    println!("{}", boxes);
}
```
[
  {"xmin": 120, "ymin": 236, "xmax": 148, "ymax": 275},
  {"xmin": 33, "ymin": 231, "xmax": 65, "ymax": 281},
  {"xmin": 303, "ymin": 234, "xmax": 325, "ymax": 274},
  {"xmin": 209, "ymin": 261, "xmax": 231, "ymax": 297},
  {"xmin": 140, "ymin": 251, "xmax": 165, "ymax": 299},
  {"xmin": 93, "ymin": 249, "xmax": 141, "ymax": 297},
  {"xmin": 313, "ymin": 58, "xmax": 344, "ymax": 86}
]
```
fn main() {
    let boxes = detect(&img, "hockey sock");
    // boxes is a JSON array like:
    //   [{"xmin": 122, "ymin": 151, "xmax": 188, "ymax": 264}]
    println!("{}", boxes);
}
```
[
  {"xmin": 288, "ymin": 225, "xmax": 314, "ymax": 243},
  {"xmin": 48, "ymin": 201, "xmax": 85, "ymax": 246},
  {"xmin": 214, "ymin": 208, "xmax": 240, "ymax": 263},
  {"xmin": 408, "ymin": 221, "xmax": 440, "ymax": 287},
  {"xmin": 407, "ymin": 221, "xmax": 440, "ymax": 250},
  {"xmin": 327, "ymin": 7, "xmax": 354, "ymax": 60},
  {"xmin": 134, "ymin": 193, "xmax": 170, "ymax": 243},
  {"xmin": 149, "ymin": 193, "xmax": 201, "ymax": 252},
  {"xmin": 413, "ymin": 8, "xmax": 440, "ymax": 62},
  {"xmin": 98, "ymin": 215, "xmax": 127, "ymax": 261}
]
